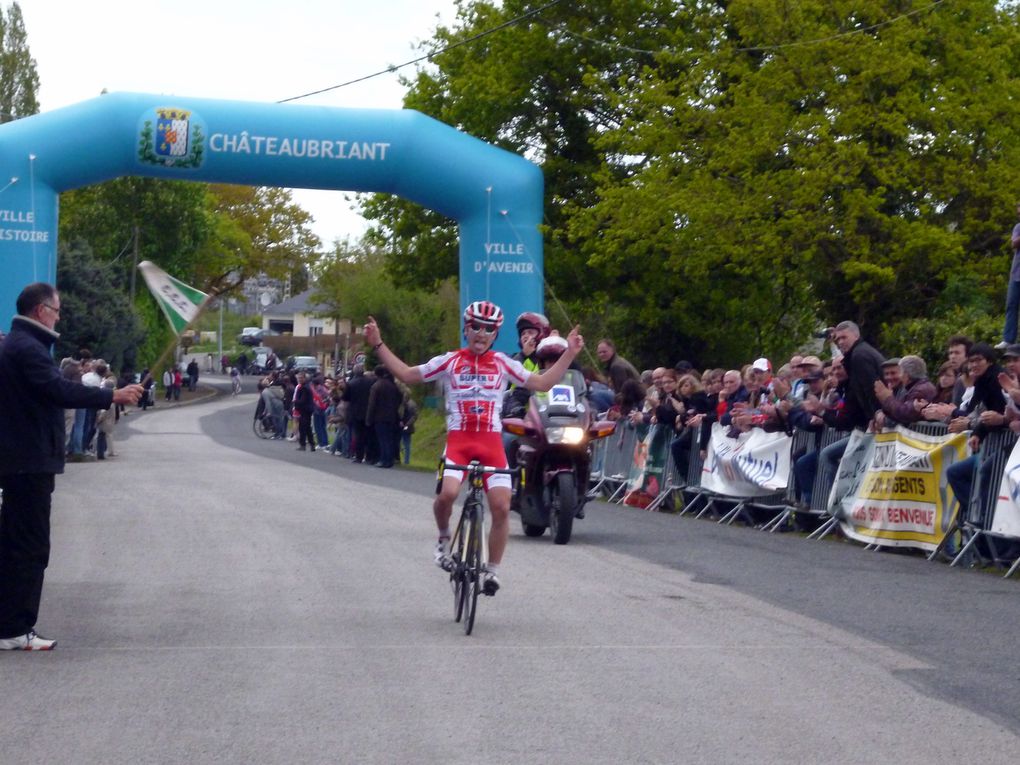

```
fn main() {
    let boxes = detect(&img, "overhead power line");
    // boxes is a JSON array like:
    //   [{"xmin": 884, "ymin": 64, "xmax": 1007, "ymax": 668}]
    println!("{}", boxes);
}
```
[
  {"xmin": 280, "ymin": 0, "xmax": 946, "ymax": 104},
  {"xmin": 734, "ymin": 0, "xmax": 947, "ymax": 52},
  {"xmin": 278, "ymin": 0, "xmax": 569, "ymax": 104}
]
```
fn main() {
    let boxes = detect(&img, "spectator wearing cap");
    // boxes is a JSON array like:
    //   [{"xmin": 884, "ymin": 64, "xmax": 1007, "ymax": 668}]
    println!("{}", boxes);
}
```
[
  {"xmin": 791, "ymin": 355, "xmax": 823, "ymax": 401},
  {"xmin": 1000, "ymin": 343, "xmax": 1020, "ymax": 380},
  {"xmin": 874, "ymin": 355, "xmax": 937, "ymax": 427},
  {"xmin": 996, "ymin": 346, "xmax": 1020, "ymax": 432},
  {"xmin": 788, "ymin": 368, "xmax": 827, "ymax": 431},
  {"xmin": 879, "ymin": 357, "xmax": 903, "ymax": 398},
  {"xmin": 751, "ymin": 357, "xmax": 772, "ymax": 387},
  {"xmin": 722, "ymin": 365, "xmax": 769, "ymax": 434}
]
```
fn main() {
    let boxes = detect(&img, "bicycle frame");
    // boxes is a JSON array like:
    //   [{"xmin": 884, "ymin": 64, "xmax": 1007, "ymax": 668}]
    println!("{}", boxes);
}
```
[{"xmin": 442, "ymin": 459, "xmax": 516, "ymax": 635}]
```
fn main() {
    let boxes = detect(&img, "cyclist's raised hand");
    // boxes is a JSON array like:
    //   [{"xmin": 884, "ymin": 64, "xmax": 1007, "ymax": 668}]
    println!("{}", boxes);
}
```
[
  {"xmin": 567, "ymin": 325, "xmax": 584, "ymax": 355},
  {"xmin": 364, "ymin": 316, "xmax": 382, "ymax": 347}
]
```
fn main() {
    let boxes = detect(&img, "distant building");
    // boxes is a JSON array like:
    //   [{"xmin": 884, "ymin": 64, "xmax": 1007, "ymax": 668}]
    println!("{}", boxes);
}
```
[{"xmin": 262, "ymin": 289, "xmax": 351, "ymax": 338}]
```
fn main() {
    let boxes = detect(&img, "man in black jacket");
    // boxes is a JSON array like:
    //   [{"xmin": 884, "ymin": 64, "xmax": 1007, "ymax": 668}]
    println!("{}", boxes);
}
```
[
  {"xmin": 366, "ymin": 365, "xmax": 403, "ymax": 468},
  {"xmin": 343, "ymin": 364, "xmax": 377, "ymax": 463},
  {"xmin": 292, "ymin": 371, "xmax": 316, "ymax": 452},
  {"xmin": 0, "ymin": 283, "xmax": 142, "ymax": 650},
  {"xmin": 832, "ymin": 321, "xmax": 885, "ymax": 430},
  {"xmin": 794, "ymin": 322, "xmax": 884, "ymax": 505}
]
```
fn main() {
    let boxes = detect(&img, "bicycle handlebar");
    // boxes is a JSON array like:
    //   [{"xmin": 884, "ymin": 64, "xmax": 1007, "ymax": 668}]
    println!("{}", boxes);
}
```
[{"xmin": 442, "ymin": 461, "xmax": 518, "ymax": 476}]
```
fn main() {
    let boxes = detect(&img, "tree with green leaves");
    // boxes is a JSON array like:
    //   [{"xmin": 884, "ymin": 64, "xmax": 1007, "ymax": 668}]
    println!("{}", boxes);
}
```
[
  {"xmin": 59, "ymin": 181, "xmax": 320, "ymax": 298},
  {"xmin": 202, "ymin": 184, "xmax": 320, "ymax": 295},
  {"xmin": 311, "ymin": 239, "xmax": 460, "ymax": 365},
  {"xmin": 58, "ymin": 178, "xmax": 214, "ymax": 291},
  {"xmin": 54, "ymin": 240, "xmax": 145, "ymax": 372},
  {"xmin": 572, "ymin": 0, "xmax": 1020, "ymax": 363},
  {"xmin": 366, "ymin": 0, "xmax": 1020, "ymax": 367},
  {"xmin": 0, "ymin": 2, "xmax": 38, "ymax": 123},
  {"xmin": 362, "ymin": 0, "xmax": 676, "ymax": 298}
]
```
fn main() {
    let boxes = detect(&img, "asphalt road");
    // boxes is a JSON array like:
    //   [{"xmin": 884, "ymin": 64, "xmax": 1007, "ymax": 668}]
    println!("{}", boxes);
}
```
[{"xmin": 1, "ymin": 389, "xmax": 1017, "ymax": 764}]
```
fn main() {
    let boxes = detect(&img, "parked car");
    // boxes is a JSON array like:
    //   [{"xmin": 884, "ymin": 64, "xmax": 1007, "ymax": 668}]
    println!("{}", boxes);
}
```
[
  {"xmin": 238, "ymin": 327, "xmax": 281, "ymax": 346},
  {"xmin": 237, "ymin": 327, "xmax": 261, "ymax": 344},
  {"xmin": 285, "ymin": 355, "xmax": 321, "ymax": 375}
]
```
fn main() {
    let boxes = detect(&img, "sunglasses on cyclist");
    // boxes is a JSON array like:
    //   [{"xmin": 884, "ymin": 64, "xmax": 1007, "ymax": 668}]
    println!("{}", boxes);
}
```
[{"xmin": 467, "ymin": 322, "xmax": 497, "ymax": 334}]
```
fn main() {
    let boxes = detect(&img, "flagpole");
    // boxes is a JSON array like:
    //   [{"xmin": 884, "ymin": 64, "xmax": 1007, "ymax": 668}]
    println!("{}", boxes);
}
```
[
  {"xmin": 135, "ymin": 260, "xmax": 219, "ymax": 391},
  {"xmin": 141, "ymin": 295, "xmax": 216, "ymax": 389}
]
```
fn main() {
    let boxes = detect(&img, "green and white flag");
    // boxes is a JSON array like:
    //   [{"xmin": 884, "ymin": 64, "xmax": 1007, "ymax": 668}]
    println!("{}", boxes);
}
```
[{"xmin": 137, "ymin": 260, "xmax": 210, "ymax": 334}]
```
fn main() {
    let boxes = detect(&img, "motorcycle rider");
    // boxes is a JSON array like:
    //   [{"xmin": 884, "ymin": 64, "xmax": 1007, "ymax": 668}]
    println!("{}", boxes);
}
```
[
  {"xmin": 503, "ymin": 312, "xmax": 551, "ymax": 415},
  {"xmin": 503, "ymin": 312, "xmax": 552, "ymax": 460},
  {"xmin": 509, "ymin": 334, "xmax": 593, "ymax": 520}
]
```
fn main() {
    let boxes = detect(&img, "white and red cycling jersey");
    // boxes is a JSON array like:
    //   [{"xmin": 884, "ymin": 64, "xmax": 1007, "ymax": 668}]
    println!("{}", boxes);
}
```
[{"xmin": 416, "ymin": 348, "xmax": 531, "ymax": 433}]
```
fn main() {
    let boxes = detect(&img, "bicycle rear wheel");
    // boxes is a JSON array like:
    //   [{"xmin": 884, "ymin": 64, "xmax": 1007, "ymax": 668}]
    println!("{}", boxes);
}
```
[
  {"xmin": 253, "ymin": 415, "xmax": 274, "ymax": 439},
  {"xmin": 463, "ymin": 503, "xmax": 483, "ymax": 635}
]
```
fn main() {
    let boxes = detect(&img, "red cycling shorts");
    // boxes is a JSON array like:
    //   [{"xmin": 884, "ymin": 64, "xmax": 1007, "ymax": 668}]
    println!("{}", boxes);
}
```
[{"xmin": 441, "ymin": 430, "xmax": 512, "ymax": 491}]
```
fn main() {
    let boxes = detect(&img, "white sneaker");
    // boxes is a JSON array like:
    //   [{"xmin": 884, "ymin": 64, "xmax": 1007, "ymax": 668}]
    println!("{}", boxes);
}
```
[
  {"xmin": 0, "ymin": 630, "xmax": 57, "ymax": 651},
  {"xmin": 995, "ymin": 341, "xmax": 1009, "ymax": 350},
  {"xmin": 434, "ymin": 538, "xmax": 451, "ymax": 569},
  {"xmin": 482, "ymin": 571, "xmax": 501, "ymax": 596}
]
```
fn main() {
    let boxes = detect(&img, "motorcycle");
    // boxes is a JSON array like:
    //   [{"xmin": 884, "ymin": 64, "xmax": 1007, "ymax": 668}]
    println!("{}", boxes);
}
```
[{"xmin": 502, "ymin": 368, "xmax": 616, "ymax": 544}]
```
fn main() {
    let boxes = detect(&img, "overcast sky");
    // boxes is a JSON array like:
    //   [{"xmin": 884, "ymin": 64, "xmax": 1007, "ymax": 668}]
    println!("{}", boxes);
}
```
[{"xmin": 20, "ymin": 0, "xmax": 458, "ymax": 248}]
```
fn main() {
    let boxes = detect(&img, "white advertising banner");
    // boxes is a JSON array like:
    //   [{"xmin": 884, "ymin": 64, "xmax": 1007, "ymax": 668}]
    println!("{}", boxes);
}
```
[
  {"xmin": 990, "ymin": 438, "xmax": 1020, "ymax": 539},
  {"xmin": 700, "ymin": 422, "xmax": 792, "ymax": 497}
]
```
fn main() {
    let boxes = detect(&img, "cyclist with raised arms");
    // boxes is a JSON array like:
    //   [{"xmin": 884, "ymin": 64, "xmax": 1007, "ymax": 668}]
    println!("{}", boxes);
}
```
[{"xmin": 363, "ymin": 301, "xmax": 584, "ymax": 596}]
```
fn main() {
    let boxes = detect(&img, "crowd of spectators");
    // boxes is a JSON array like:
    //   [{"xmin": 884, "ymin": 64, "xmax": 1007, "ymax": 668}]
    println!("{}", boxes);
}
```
[
  {"xmin": 59, "ymin": 348, "xmax": 134, "ymax": 462},
  {"xmin": 583, "ymin": 323, "xmax": 1020, "ymax": 530},
  {"xmin": 255, "ymin": 364, "xmax": 419, "ymax": 468}
]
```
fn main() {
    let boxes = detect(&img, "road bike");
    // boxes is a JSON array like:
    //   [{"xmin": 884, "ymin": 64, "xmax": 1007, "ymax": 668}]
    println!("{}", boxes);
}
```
[
  {"xmin": 441, "ymin": 460, "xmax": 518, "ymax": 635},
  {"xmin": 253, "ymin": 406, "xmax": 276, "ymax": 439}
]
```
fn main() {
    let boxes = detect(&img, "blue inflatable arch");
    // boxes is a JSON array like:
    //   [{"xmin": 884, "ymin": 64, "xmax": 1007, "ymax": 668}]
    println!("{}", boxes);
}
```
[{"xmin": 0, "ymin": 92, "xmax": 543, "ymax": 352}]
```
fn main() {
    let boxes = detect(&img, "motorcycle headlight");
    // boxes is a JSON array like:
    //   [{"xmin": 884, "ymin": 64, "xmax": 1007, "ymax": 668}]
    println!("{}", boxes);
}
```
[{"xmin": 547, "ymin": 426, "xmax": 585, "ymax": 445}]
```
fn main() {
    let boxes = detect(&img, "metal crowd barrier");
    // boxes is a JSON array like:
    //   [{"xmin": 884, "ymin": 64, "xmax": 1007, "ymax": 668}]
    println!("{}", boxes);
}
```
[
  {"xmin": 585, "ymin": 415, "xmax": 1020, "ymax": 572},
  {"xmin": 645, "ymin": 426, "xmax": 695, "ymax": 512},
  {"xmin": 674, "ymin": 427, "xmax": 792, "ymax": 528},
  {"xmin": 804, "ymin": 428, "xmax": 853, "ymax": 540},
  {"xmin": 946, "ymin": 429, "xmax": 1020, "ymax": 573},
  {"xmin": 587, "ymin": 420, "xmax": 641, "ymax": 503}
]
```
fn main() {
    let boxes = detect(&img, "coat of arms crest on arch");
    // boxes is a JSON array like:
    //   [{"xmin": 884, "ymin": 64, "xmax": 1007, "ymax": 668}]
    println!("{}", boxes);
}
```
[{"xmin": 138, "ymin": 107, "xmax": 205, "ymax": 168}]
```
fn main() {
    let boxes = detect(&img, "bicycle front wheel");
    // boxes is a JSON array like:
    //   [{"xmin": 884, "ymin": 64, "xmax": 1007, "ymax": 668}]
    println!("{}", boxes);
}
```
[
  {"xmin": 463, "ymin": 504, "xmax": 483, "ymax": 635},
  {"xmin": 451, "ymin": 513, "xmax": 469, "ymax": 623}
]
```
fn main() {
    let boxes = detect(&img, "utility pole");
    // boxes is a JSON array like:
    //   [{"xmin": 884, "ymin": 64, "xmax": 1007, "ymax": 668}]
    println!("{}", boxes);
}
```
[
  {"xmin": 218, "ymin": 298, "xmax": 224, "ymax": 374},
  {"xmin": 128, "ymin": 226, "xmax": 139, "ymax": 301}
]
